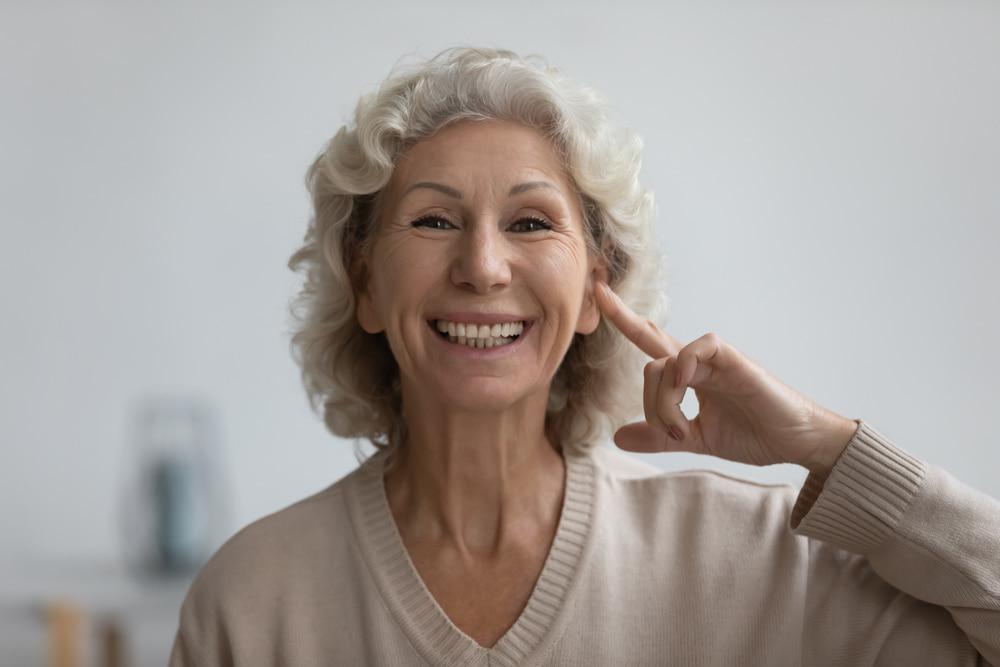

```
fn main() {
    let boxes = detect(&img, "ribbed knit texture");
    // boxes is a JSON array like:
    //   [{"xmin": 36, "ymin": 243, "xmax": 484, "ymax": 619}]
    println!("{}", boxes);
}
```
[
  {"xmin": 170, "ymin": 422, "xmax": 1000, "ymax": 666},
  {"xmin": 791, "ymin": 420, "xmax": 926, "ymax": 552}
]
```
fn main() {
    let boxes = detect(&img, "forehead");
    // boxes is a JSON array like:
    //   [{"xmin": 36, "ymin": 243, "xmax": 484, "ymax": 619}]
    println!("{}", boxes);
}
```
[{"xmin": 386, "ymin": 119, "xmax": 574, "ymax": 198}]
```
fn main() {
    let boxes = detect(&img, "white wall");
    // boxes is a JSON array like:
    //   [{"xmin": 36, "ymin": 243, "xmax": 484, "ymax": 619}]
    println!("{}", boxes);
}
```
[{"xmin": 3, "ymin": 0, "xmax": 998, "ymax": 569}]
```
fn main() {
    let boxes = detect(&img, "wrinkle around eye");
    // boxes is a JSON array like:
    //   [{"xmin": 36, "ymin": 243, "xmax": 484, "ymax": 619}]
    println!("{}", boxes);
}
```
[{"xmin": 371, "ymin": 231, "xmax": 415, "ymax": 267}]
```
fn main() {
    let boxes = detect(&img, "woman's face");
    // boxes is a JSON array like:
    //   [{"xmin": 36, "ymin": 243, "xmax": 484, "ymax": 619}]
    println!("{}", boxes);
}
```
[{"xmin": 356, "ymin": 119, "xmax": 604, "ymax": 413}]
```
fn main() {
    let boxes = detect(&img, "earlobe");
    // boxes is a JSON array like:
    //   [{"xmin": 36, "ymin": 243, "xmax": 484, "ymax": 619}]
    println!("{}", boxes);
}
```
[
  {"xmin": 351, "ymin": 257, "xmax": 384, "ymax": 334},
  {"xmin": 576, "ymin": 299, "xmax": 600, "ymax": 335},
  {"xmin": 356, "ymin": 291, "xmax": 384, "ymax": 334},
  {"xmin": 576, "ymin": 262, "xmax": 610, "ymax": 336}
]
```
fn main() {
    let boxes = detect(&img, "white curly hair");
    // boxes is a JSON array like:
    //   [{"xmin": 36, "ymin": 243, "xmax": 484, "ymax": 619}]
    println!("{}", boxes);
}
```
[{"xmin": 287, "ymin": 46, "xmax": 669, "ymax": 471}]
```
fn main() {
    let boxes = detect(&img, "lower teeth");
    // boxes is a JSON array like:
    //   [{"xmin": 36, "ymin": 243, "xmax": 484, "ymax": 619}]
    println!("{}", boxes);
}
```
[{"xmin": 446, "ymin": 334, "xmax": 518, "ymax": 348}]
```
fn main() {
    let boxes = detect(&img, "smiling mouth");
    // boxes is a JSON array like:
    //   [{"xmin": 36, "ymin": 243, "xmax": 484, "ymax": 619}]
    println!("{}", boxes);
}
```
[{"xmin": 427, "ymin": 319, "xmax": 530, "ymax": 349}]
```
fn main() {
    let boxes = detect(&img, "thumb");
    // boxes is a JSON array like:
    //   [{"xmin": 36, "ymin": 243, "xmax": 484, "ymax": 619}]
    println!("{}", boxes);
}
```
[{"xmin": 614, "ymin": 421, "xmax": 695, "ymax": 454}]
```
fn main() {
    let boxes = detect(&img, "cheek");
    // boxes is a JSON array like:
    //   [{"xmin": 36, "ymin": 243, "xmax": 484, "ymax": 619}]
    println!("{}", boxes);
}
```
[
  {"xmin": 528, "ymin": 231, "xmax": 586, "ymax": 271},
  {"xmin": 531, "ymin": 240, "xmax": 589, "ymax": 303},
  {"xmin": 371, "ymin": 239, "xmax": 442, "ymax": 314},
  {"xmin": 523, "ymin": 241, "xmax": 589, "ymax": 348}
]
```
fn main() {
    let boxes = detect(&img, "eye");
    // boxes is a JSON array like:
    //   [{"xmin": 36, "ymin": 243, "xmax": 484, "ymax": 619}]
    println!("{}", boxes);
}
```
[
  {"xmin": 411, "ymin": 215, "xmax": 455, "ymax": 230},
  {"xmin": 509, "ymin": 216, "xmax": 552, "ymax": 233}
]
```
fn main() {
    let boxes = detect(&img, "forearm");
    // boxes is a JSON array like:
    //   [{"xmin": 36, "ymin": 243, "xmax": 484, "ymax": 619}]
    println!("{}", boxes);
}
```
[{"xmin": 792, "ymin": 420, "xmax": 1000, "ymax": 664}]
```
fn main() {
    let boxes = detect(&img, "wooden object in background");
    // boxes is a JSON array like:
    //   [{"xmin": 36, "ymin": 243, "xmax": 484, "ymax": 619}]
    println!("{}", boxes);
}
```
[
  {"xmin": 46, "ymin": 600, "xmax": 82, "ymax": 667},
  {"xmin": 99, "ymin": 615, "xmax": 126, "ymax": 667}
]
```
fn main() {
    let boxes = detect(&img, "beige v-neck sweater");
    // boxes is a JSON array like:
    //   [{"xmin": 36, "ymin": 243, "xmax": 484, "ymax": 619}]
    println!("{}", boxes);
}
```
[{"xmin": 169, "ymin": 420, "xmax": 1000, "ymax": 665}]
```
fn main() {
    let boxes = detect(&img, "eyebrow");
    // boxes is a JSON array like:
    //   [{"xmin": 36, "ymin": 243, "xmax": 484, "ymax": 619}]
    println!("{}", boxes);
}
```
[{"xmin": 401, "ymin": 180, "xmax": 560, "ymax": 200}]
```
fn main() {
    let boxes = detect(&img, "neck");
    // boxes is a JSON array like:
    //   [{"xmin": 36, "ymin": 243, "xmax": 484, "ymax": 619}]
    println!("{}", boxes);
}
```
[{"xmin": 384, "ymin": 379, "xmax": 566, "ymax": 557}]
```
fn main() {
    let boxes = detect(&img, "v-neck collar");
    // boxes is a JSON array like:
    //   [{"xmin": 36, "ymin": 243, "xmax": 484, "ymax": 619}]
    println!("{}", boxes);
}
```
[{"xmin": 344, "ymin": 444, "xmax": 598, "ymax": 666}]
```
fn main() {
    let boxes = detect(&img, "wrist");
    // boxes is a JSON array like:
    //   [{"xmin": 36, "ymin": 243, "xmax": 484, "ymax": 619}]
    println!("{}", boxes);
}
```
[{"xmin": 804, "ymin": 413, "xmax": 860, "ymax": 479}]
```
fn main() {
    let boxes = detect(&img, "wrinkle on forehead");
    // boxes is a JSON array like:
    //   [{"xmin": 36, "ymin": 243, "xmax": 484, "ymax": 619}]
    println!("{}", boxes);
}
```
[{"xmin": 385, "ymin": 119, "xmax": 580, "ymax": 210}]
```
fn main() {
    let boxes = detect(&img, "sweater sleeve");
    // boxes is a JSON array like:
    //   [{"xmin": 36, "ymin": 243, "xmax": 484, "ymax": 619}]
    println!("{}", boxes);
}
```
[{"xmin": 789, "ymin": 419, "xmax": 1000, "ymax": 666}]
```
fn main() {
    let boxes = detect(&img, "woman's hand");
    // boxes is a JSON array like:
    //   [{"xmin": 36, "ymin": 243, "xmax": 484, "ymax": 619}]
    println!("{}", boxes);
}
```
[{"xmin": 594, "ymin": 282, "xmax": 860, "ymax": 476}]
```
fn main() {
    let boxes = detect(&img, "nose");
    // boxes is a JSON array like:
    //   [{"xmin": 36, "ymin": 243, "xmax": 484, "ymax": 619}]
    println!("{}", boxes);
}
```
[{"xmin": 449, "ymin": 221, "xmax": 512, "ymax": 293}]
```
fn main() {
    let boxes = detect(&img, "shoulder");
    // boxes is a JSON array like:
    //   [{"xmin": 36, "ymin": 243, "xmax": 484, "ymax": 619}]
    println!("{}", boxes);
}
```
[
  {"xmin": 589, "ymin": 444, "xmax": 800, "ymax": 536},
  {"xmin": 592, "ymin": 442, "xmax": 796, "ymax": 496},
  {"xmin": 589, "ymin": 442, "xmax": 665, "ymax": 480},
  {"xmin": 179, "ymin": 466, "xmax": 361, "ymax": 619},
  {"xmin": 171, "ymin": 467, "xmax": 367, "ymax": 662},
  {"xmin": 218, "ymin": 476, "xmax": 351, "ymax": 567}
]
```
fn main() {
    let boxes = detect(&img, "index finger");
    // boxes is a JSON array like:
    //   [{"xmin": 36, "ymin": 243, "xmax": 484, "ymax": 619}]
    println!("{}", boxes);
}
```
[{"xmin": 594, "ymin": 282, "xmax": 680, "ymax": 359}]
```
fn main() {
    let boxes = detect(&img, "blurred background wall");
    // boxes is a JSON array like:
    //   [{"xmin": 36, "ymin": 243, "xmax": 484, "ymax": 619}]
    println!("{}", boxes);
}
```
[{"xmin": 2, "ymin": 1, "xmax": 998, "ymax": 664}]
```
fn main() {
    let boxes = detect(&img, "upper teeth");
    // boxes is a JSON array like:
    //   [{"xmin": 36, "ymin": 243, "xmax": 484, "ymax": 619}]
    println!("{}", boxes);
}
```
[{"xmin": 435, "ymin": 320, "xmax": 524, "ymax": 338}]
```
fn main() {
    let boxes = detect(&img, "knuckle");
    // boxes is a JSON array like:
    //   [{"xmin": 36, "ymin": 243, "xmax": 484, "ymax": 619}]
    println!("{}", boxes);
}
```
[
  {"xmin": 703, "ymin": 331, "xmax": 722, "ymax": 345},
  {"xmin": 644, "ymin": 358, "xmax": 667, "ymax": 374}
]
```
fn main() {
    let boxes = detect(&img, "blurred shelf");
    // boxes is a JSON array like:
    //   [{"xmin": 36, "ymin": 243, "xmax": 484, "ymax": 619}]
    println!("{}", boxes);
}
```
[
  {"xmin": 0, "ymin": 556, "xmax": 193, "ymax": 616},
  {"xmin": 0, "ymin": 556, "xmax": 197, "ymax": 667}
]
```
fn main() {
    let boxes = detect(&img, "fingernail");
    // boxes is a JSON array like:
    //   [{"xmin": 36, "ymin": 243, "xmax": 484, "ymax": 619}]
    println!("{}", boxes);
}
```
[{"xmin": 668, "ymin": 425, "xmax": 684, "ymax": 441}]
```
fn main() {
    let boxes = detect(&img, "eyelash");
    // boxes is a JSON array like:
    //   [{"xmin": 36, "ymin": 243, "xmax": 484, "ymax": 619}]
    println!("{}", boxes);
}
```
[{"xmin": 411, "ymin": 215, "xmax": 553, "ymax": 233}]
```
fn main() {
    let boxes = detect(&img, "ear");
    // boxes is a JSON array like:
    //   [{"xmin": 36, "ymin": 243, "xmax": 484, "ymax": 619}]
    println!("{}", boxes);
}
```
[
  {"xmin": 576, "ymin": 257, "xmax": 610, "ymax": 335},
  {"xmin": 351, "ymin": 254, "xmax": 384, "ymax": 334}
]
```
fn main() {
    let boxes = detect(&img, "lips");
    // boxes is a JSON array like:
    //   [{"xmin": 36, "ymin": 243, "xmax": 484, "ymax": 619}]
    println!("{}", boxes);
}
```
[{"xmin": 426, "ymin": 312, "xmax": 533, "ymax": 326}]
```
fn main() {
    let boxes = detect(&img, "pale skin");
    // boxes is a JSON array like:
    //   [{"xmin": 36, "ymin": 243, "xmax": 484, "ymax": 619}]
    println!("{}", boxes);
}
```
[
  {"xmin": 354, "ymin": 119, "xmax": 858, "ymax": 648},
  {"xmin": 593, "ymin": 282, "xmax": 859, "ymax": 477},
  {"xmin": 355, "ymin": 119, "xmax": 603, "ymax": 647}
]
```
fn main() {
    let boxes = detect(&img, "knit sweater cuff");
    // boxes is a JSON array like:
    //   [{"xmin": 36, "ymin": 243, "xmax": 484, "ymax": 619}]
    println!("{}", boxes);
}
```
[{"xmin": 790, "ymin": 420, "xmax": 927, "ymax": 554}]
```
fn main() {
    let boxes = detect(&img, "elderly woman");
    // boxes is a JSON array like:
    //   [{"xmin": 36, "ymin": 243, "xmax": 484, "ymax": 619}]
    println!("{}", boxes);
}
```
[{"xmin": 171, "ymin": 47, "xmax": 999, "ymax": 666}]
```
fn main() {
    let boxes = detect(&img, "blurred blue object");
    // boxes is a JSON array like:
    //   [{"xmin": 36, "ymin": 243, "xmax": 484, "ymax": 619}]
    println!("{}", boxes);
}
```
[
  {"xmin": 152, "ymin": 456, "xmax": 200, "ymax": 573},
  {"xmin": 119, "ymin": 396, "xmax": 230, "ymax": 578}
]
